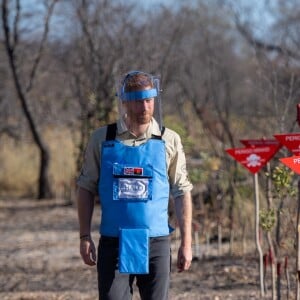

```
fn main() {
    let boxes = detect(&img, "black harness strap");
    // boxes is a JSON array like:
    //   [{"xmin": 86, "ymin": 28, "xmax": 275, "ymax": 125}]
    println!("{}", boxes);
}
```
[
  {"xmin": 151, "ymin": 126, "xmax": 165, "ymax": 140},
  {"xmin": 105, "ymin": 123, "xmax": 117, "ymax": 141}
]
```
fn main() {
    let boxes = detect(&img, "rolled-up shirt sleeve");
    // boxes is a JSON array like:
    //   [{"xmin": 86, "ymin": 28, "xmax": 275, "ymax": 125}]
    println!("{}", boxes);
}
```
[
  {"xmin": 164, "ymin": 129, "xmax": 193, "ymax": 198},
  {"xmin": 77, "ymin": 128, "xmax": 105, "ymax": 195}
]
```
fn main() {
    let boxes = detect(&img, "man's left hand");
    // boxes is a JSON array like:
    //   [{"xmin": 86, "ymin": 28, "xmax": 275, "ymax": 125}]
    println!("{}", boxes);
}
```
[{"xmin": 177, "ymin": 245, "xmax": 192, "ymax": 272}]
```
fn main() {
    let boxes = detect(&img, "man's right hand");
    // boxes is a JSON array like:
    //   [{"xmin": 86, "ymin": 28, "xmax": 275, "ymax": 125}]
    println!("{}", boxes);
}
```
[{"xmin": 80, "ymin": 237, "xmax": 96, "ymax": 266}]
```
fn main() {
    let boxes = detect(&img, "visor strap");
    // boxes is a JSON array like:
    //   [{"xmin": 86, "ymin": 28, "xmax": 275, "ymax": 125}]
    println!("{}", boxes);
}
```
[{"xmin": 122, "ymin": 89, "xmax": 157, "ymax": 101}]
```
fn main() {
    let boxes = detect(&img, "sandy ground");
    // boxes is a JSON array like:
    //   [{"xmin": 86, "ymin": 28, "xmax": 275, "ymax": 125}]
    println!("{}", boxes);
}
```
[{"xmin": 0, "ymin": 198, "xmax": 297, "ymax": 299}]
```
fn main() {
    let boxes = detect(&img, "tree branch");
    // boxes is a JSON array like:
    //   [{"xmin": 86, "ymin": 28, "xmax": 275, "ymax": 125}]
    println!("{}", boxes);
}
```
[
  {"xmin": 26, "ymin": 0, "xmax": 58, "ymax": 93},
  {"xmin": 235, "ymin": 19, "xmax": 299, "ymax": 60},
  {"xmin": 77, "ymin": 1, "xmax": 101, "ymax": 64},
  {"xmin": 13, "ymin": 0, "xmax": 20, "ymax": 48}
]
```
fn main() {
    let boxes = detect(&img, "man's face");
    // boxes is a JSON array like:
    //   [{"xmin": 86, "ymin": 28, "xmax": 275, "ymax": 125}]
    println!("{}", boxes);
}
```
[{"xmin": 124, "ymin": 87, "xmax": 154, "ymax": 125}]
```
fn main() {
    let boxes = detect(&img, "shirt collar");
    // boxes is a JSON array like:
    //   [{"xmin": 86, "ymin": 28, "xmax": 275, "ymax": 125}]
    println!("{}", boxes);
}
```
[{"xmin": 116, "ymin": 118, "xmax": 161, "ymax": 138}]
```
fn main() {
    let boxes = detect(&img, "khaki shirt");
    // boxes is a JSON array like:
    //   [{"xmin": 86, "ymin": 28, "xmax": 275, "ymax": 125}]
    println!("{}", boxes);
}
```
[{"xmin": 77, "ymin": 119, "xmax": 193, "ymax": 198}]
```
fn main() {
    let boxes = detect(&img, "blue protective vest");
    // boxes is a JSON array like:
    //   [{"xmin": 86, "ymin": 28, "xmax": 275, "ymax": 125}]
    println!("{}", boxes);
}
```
[{"xmin": 98, "ymin": 128, "xmax": 170, "ymax": 238}]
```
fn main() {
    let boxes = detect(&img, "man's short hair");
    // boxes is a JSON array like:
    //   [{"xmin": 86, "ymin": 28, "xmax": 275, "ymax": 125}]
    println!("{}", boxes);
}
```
[{"xmin": 123, "ymin": 71, "xmax": 154, "ymax": 92}]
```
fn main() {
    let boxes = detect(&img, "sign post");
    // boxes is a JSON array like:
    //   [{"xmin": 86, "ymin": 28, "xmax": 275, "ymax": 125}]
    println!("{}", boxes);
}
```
[
  {"xmin": 240, "ymin": 139, "xmax": 281, "ymax": 300},
  {"xmin": 279, "ymin": 156, "xmax": 300, "ymax": 300},
  {"xmin": 275, "ymin": 132, "xmax": 300, "ymax": 300},
  {"xmin": 226, "ymin": 145, "xmax": 280, "ymax": 297}
]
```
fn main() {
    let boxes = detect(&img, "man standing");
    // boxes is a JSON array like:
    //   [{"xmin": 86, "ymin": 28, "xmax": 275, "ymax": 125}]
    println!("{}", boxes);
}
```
[{"xmin": 77, "ymin": 71, "xmax": 193, "ymax": 300}]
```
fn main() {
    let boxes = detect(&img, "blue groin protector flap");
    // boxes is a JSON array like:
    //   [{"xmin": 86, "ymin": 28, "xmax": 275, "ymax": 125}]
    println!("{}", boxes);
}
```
[{"xmin": 119, "ymin": 228, "xmax": 149, "ymax": 274}]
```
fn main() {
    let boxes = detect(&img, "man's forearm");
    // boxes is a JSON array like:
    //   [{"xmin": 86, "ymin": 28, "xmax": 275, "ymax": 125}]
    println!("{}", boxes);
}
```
[
  {"xmin": 77, "ymin": 187, "xmax": 95, "ymax": 237},
  {"xmin": 174, "ymin": 192, "xmax": 192, "ymax": 247}
]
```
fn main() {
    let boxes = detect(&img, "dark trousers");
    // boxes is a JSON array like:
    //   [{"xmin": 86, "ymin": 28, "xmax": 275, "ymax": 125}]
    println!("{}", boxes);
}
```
[{"xmin": 97, "ymin": 235, "xmax": 171, "ymax": 300}]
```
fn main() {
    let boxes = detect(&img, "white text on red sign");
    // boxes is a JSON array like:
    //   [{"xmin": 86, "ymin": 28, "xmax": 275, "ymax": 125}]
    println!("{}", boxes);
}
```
[
  {"xmin": 286, "ymin": 135, "xmax": 300, "ymax": 141},
  {"xmin": 293, "ymin": 158, "xmax": 300, "ymax": 164},
  {"xmin": 234, "ymin": 147, "xmax": 271, "ymax": 155}
]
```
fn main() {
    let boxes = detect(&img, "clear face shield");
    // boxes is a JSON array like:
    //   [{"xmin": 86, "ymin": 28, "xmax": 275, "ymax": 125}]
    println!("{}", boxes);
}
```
[{"xmin": 116, "ymin": 71, "xmax": 163, "ymax": 131}]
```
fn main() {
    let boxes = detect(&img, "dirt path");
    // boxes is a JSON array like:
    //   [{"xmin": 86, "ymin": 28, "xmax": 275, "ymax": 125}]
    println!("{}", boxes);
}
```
[{"xmin": 0, "ymin": 199, "xmax": 293, "ymax": 299}]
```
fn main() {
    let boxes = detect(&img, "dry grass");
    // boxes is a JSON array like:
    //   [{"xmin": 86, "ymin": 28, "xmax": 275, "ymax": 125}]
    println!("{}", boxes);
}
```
[{"xmin": 0, "ymin": 127, "xmax": 77, "ymax": 198}]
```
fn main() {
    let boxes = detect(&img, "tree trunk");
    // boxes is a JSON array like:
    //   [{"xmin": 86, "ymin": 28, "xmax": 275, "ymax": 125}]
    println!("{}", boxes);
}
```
[
  {"xmin": 2, "ymin": 0, "xmax": 53, "ymax": 199},
  {"xmin": 38, "ymin": 145, "xmax": 53, "ymax": 199}
]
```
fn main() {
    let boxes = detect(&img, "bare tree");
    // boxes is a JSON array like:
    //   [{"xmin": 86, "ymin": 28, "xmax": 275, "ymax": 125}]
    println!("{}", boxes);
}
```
[{"xmin": 1, "ymin": 0, "xmax": 58, "ymax": 199}]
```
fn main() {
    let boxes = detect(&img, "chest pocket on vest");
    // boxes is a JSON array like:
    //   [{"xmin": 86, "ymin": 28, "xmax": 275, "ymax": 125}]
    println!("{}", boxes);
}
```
[{"xmin": 112, "ymin": 163, "xmax": 153, "ymax": 201}]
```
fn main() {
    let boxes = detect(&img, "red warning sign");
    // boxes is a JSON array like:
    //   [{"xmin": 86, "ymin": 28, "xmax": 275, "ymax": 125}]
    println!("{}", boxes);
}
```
[
  {"xmin": 274, "ymin": 133, "xmax": 300, "ymax": 155},
  {"xmin": 240, "ymin": 138, "xmax": 281, "ymax": 148},
  {"xmin": 226, "ymin": 145, "xmax": 279, "ymax": 174},
  {"xmin": 279, "ymin": 156, "xmax": 300, "ymax": 175}
]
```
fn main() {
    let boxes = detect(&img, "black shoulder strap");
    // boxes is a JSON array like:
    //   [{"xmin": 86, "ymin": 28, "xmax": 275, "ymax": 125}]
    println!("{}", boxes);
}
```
[
  {"xmin": 105, "ymin": 123, "xmax": 117, "ymax": 141},
  {"xmin": 151, "ymin": 126, "xmax": 165, "ymax": 140}
]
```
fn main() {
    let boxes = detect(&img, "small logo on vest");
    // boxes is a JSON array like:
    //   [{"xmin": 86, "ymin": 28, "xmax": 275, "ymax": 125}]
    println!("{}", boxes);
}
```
[
  {"xmin": 124, "ymin": 167, "xmax": 143, "ymax": 176},
  {"xmin": 104, "ymin": 143, "xmax": 115, "ymax": 147}
]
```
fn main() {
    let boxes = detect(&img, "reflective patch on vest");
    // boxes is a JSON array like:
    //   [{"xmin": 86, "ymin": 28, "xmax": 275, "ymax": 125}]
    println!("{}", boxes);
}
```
[
  {"xmin": 116, "ymin": 178, "xmax": 149, "ymax": 200},
  {"xmin": 113, "ymin": 178, "xmax": 152, "ymax": 201},
  {"xmin": 112, "ymin": 163, "xmax": 153, "ymax": 201}
]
